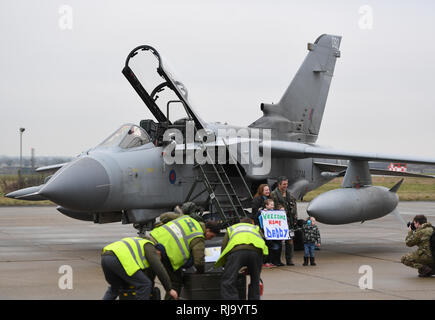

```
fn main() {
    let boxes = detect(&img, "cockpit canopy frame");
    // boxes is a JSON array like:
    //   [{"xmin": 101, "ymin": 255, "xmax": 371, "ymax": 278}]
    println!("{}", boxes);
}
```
[
  {"xmin": 98, "ymin": 124, "xmax": 151, "ymax": 150},
  {"xmin": 122, "ymin": 45, "xmax": 205, "ymax": 130}
]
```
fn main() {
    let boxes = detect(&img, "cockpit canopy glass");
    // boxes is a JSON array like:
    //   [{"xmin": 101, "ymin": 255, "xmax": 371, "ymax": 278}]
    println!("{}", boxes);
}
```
[
  {"xmin": 98, "ymin": 124, "xmax": 150, "ymax": 149},
  {"xmin": 126, "ymin": 46, "xmax": 195, "ymax": 124}
]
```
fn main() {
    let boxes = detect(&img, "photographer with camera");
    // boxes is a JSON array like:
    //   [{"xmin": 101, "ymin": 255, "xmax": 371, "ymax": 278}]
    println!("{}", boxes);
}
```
[{"xmin": 400, "ymin": 215, "xmax": 435, "ymax": 277}]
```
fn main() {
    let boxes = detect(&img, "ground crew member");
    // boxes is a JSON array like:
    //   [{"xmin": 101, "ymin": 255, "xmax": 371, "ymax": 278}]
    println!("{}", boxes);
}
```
[
  {"xmin": 215, "ymin": 217, "xmax": 269, "ymax": 300},
  {"xmin": 101, "ymin": 236, "xmax": 178, "ymax": 300},
  {"xmin": 270, "ymin": 176, "xmax": 297, "ymax": 266},
  {"xmin": 149, "ymin": 215, "xmax": 220, "ymax": 299},
  {"xmin": 155, "ymin": 202, "xmax": 203, "ymax": 228},
  {"xmin": 400, "ymin": 215, "xmax": 435, "ymax": 277}
]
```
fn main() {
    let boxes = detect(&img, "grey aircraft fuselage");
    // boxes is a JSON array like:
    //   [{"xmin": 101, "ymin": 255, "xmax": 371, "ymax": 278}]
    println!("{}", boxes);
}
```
[
  {"xmin": 35, "ymin": 122, "xmax": 328, "ymax": 225},
  {"xmin": 7, "ymin": 34, "xmax": 435, "ymax": 228}
]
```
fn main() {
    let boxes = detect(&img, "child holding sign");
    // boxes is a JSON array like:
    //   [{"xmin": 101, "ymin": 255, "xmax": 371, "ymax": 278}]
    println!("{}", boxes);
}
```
[
  {"xmin": 259, "ymin": 199, "xmax": 276, "ymax": 267},
  {"xmin": 260, "ymin": 200, "xmax": 286, "ymax": 267}
]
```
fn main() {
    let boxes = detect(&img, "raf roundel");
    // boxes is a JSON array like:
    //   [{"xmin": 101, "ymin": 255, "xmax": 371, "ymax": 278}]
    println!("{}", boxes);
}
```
[{"xmin": 169, "ymin": 169, "xmax": 176, "ymax": 184}]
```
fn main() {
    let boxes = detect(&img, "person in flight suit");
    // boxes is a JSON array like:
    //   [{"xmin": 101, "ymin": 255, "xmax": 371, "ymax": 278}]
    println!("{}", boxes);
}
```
[{"xmin": 270, "ymin": 176, "xmax": 298, "ymax": 266}]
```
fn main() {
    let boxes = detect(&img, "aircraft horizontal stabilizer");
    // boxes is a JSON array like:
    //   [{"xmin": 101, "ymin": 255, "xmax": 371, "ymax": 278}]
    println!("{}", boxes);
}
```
[{"xmin": 262, "ymin": 140, "xmax": 435, "ymax": 166}]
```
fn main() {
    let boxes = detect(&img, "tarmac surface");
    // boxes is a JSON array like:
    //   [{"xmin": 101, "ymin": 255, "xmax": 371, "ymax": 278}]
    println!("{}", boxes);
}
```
[{"xmin": 0, "ymin": 202, "xmax": 434, "ymax": 300}]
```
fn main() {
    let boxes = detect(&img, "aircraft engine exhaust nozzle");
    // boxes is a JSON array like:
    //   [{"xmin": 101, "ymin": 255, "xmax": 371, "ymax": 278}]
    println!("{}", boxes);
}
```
[
  {"xmin": 38, "ymin": 157, "xmax": 110, "ymax": 211},
  {"xmin": 307, "ymin": 186, "xmax": 399, "ymax": 225}
]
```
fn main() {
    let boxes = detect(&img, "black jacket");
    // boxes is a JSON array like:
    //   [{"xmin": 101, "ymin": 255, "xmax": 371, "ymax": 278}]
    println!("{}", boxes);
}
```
[
  {"xmin": 251, "ymin": 196, "xmax": 267, "ymax": 226},
  {"xmin": 302, "ymin": 224, "xmax": 321, "ymax": 244}
]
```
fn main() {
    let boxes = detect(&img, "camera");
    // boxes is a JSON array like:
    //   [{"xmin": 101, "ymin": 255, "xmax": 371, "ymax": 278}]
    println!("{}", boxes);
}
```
[{"xmin": 407, "ymin": 221, "xmax": 416, "ymax": 231}]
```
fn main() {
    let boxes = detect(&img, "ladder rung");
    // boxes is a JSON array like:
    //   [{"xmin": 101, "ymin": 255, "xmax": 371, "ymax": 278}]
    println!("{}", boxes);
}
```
[
  {"xmin": 219, "ymin": 205, "xmax": 244, "ymax": 209},
  {"xmin": 214, "ymin": 194, "xmax": 237, "ymax": 197},
  {"xmin": 193, "ymin": 152, "xmax": 252, "ymax": 220},
  {"xmin": 203, "ymin": 171, "xmax": 225, "ymax": 175}
]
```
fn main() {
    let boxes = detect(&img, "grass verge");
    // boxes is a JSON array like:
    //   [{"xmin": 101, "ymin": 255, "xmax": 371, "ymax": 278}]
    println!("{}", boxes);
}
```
[{"xmin": 303, "ymin": 176, "xmax": 435, "ymax": 202}]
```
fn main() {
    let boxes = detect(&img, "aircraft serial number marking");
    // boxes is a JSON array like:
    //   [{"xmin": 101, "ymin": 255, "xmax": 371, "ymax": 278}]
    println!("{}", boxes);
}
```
[{"xmin": 294, "ymin": 169, "xmax": 306, "ymax": 178}]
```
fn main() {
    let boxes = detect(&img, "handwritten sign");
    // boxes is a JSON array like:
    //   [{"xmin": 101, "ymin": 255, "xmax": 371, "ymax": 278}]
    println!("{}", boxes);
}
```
[
  {"xmin": 261, "ymin": 210, "xmax": 290, "ymax": 240},
  {"xmin": 205, "ymin": 246, "xmax": 221, "ymax": 263}
]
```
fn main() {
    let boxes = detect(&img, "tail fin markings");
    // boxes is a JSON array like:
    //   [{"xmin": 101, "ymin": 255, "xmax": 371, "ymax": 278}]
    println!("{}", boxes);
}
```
[{"xmin": 250, "ymin": 34, "xmax": 341, "ymax": 143}]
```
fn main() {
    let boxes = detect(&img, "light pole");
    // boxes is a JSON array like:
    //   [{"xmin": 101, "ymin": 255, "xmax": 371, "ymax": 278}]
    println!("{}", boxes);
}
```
[
  {"xmin": 18, "ymin": 127, "xmax": 25, "ymax": 188},
  {"xmin": 19, "ymin": 127, "xmax": 25, "ymax": 168}
]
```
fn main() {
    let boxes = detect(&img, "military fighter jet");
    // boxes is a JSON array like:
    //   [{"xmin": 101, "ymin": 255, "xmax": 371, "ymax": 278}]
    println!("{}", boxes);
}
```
[{"xmin": 6, "ymin": 34, "xmax": 435, "ymax": 231}]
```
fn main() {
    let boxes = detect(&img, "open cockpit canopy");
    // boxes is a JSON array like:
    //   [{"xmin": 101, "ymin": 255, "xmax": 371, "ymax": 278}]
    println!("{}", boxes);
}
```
[{"xmin": 122, "ymin": 45, "xmax": 205, "ymax": 129}]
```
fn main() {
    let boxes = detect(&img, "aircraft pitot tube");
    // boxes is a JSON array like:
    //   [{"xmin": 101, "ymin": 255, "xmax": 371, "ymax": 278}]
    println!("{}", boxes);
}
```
[{"xmin": 307, "ymin": 160, "xmax": 404, "ymax": 225}]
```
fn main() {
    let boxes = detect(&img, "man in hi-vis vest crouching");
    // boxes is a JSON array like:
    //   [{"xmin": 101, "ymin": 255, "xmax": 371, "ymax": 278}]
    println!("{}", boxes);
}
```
[
  {"xmin": 215, "ymin": 217, "xmax": 268, "ymax": 300},
  {"xmin": 101, "ymin": 236, "xmax": 178, "ymax": 300},
  {"xmin": 149, "ymin": 215, "xmax": 221, "ymax": 299}
]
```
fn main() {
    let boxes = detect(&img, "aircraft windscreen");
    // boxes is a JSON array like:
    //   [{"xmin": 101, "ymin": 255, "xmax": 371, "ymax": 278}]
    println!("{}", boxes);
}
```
[
  {"xmin": 98, "ymin": 125, "xmax": 131, "ymax": 148},
  {"xmin": 119, "ymin": 125, "xmax": 150, "ymax": 149},
  {"xmin": 98, "ymin": 124, "xmax": 150, "ymax": 149}
]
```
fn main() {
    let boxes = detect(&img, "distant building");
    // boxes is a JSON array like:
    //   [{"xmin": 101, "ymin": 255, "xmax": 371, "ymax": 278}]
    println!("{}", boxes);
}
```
[{"xmin": 388, "ymin": 162, "xmax": 407, "ymax": 172}]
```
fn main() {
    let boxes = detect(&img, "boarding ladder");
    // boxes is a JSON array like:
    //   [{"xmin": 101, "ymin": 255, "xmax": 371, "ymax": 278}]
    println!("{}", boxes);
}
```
[{"xmin": 185, "ymin": 141, "xmax": 253, "ymax": 227}]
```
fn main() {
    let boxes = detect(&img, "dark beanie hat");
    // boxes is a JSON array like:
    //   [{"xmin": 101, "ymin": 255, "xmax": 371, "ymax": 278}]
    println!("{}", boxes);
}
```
[{"xmin": 205, "ymin": 220, "xmax": 221, "ymax": 234}]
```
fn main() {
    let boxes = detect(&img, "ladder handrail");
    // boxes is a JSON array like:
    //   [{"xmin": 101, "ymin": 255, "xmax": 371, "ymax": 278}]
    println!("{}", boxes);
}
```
[
  {"xmin": 217, "ymin": 162, "xmax": 246, "ymax": 216},
  {"xmin": 204, "ymin": 151, "xmax": 240, "ymax": 215},
  {"xmin": 186, "ymin": 138, "xmax": 254, "ymax": 226},
  {"xmin": 221, "ymin": 138, "xmax": 253, "ymax": 201},
  {"xmin": 197, "ymin": 164, "xmax": 228, "ymax": 222}
]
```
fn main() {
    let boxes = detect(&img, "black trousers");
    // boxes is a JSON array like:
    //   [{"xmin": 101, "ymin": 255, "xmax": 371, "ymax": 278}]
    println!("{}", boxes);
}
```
[
  {"xmin": 221, "ymin": 250, "xmax": 263, "ymax": 300},
  {"xmin": 160, "ymin": 253, "xmax": 183, "ymax": 300},
  {"xmin": 284, "ymin": 239, "xmax": 294, "ymax": 263},
  {"xmin": 101, "ymin": 254, "xmax": 153, "ymax": 300}
]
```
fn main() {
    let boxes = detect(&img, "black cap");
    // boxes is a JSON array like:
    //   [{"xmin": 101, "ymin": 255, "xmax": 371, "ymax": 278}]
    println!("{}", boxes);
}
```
[{"xmin": 205, "ymin": 220, "xmax": 221, "ymax": 234}]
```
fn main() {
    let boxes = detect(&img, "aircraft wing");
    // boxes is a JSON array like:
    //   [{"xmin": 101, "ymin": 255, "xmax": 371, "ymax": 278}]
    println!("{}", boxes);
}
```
[
  {"xmin": 262, "ymin": 140, "xmax": 435, "ymax": 166},
  {"xmin": 313, "ymin": 162, "xmax": 435, "ymax": 178},
  {"xmin": 35, "ymin": 162, "xmax": 69, "ymax": 173}
]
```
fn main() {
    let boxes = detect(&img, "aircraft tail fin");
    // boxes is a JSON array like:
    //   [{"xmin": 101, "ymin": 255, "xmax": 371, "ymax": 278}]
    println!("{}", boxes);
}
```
[
  {"xmin": 250, "ymin": 34, "xmax": 341, "ymax": 143},
  {"xmin": 389, "ymin": 178, "xmax": 404, "ymax": 193}
]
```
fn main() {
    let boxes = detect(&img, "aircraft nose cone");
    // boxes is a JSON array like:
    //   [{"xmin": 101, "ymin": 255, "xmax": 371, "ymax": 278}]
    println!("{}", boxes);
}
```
[
  {"xmin": 306, "ymin": 191, "xmax": 343, "ymax": 224},
  {"xmin": 306, "ymin": 200, "xmax": 326, "ymax": 221},
  {"xmin": 39, "ymin": 157, "xmax": 110, "ymax": 211}
]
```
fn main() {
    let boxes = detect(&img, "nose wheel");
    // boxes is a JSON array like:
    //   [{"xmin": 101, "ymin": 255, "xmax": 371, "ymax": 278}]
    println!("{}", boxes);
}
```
[{"xmin": 133, "ymin": 220, "xmax": 155, "ymax": 237}]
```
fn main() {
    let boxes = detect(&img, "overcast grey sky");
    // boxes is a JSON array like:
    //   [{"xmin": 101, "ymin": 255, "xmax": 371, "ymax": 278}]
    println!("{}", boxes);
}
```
[{"xmin": 1, "ymin": 0, "xmax": 434, "ymax": 158}]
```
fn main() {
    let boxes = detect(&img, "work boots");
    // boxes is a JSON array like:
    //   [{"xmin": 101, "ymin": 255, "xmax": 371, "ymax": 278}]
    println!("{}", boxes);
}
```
[
  {"xmin": 285, "ymin": 240, "xmax": 295, "ymax": 266},
  {"xmin": 286, "ymin": 259, "xmax": 295, "ymax": 266},
  {"xmin": 270, "ymin": 250, "xmax": 284, "ymax": 267},
  {"xmin": 310, "ymin": 257, "xmax": 316, "ymax": 266},
  {"xmin": 303, "ymin": 257, "xmax": 309, "ymax": 266},
  {"xmin": 418, "ymin": 265, "xmax": 433, "ymax": 277}
]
